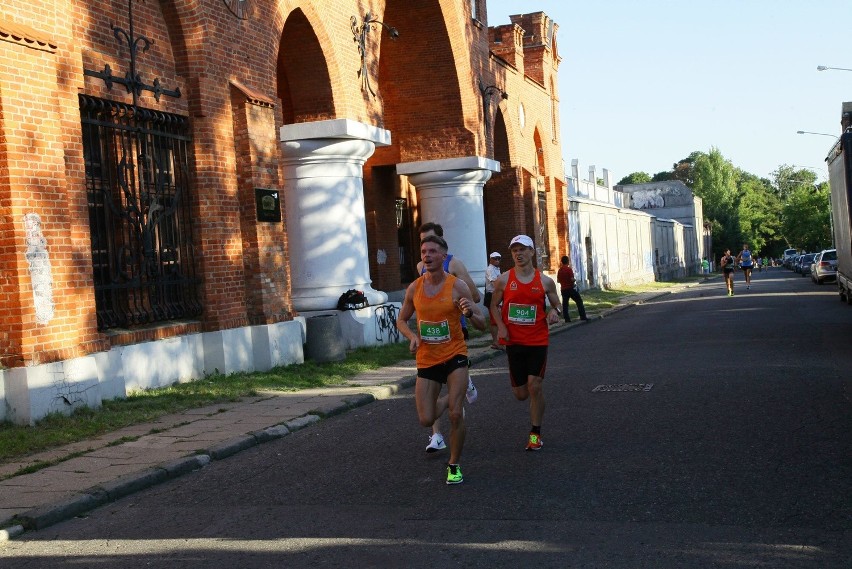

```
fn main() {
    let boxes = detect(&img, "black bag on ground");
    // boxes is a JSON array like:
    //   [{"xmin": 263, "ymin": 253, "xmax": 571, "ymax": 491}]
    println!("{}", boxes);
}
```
[{"xmin": 337, "ymin": 289, "xmax": 369, "ymax": 311}]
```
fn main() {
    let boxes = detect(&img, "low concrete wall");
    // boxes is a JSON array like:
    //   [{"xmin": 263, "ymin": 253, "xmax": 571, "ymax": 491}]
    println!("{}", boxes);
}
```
[
  {"xmin": 1, "ymin": 318, "xmax": 306, "ymax": 426},
  {"xmin": 302, "ymin": 303, "xmax": 405, "ymax": 350},
  {"xmin": 0, "ymin": 369, "xmax": 6, "ymax": 423}
]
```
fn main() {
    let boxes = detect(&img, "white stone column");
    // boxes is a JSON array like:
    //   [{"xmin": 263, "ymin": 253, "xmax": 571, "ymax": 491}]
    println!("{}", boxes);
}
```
[
  {"xmin": 397, "ymin": 157, "xmax": 500, "ymax": 288},
  {"xmin": 279, "ymin": 119, "xmax": 391, "ymax": 312}
]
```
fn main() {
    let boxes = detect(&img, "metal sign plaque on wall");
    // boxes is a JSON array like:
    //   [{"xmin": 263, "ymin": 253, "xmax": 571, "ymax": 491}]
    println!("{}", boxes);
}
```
[{"xmin": 255, "ymin": 188, "xmax": 281, "ymax": 222}]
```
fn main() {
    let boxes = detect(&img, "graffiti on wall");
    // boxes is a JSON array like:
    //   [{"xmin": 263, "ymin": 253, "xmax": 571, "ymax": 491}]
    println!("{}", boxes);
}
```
[
  {"xmin": 374, "ymin": 303, "xmax": 401, "ymax": 344},
  {"xmin": 23, "ymin": 213, "xmax": 56, "ymax": 324},
  {"xmin": 631, "ymin": 189, "xmax": 665, "ymax": 209}
]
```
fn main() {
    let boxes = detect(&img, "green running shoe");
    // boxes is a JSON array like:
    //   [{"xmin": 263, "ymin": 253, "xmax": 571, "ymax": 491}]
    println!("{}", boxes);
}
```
[
  {"xmin": 526, "ymin": 432, "xmax": 543, "ymax": 451},
  {"xmin": 446, "ymin": 463, "xmax": 463, "ymax": 485}
]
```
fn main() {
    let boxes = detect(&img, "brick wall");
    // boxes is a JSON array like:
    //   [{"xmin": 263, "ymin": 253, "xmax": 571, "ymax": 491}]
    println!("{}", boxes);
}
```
[{"xmin": 0, "ymin": 1, "xmax": 567, "ymax": 367}]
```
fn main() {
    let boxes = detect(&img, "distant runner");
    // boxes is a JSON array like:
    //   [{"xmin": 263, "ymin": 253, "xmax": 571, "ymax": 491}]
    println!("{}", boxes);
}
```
[
  {"xmin": 721, "ymin": 248, "xmax": 736, "ymax": 296},
  {"xmin": 737, "ymin": 243, "xmax": 754, "ymax": 289}
]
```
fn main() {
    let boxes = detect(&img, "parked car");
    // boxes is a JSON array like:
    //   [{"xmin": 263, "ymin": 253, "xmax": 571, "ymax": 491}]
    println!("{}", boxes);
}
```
[
  {"xmin": 786, "ymin": 253, "xmax": 801, "ymax": 270},
  {"xmin": 789, "ymin": 254, "xmax": 801, "ymax": 271},
  {"xmin": 797, "ymin": 253, "xmax": 817, "ymax": 276},
  {"xmin": 811, "ymin": 249, "xmax": 838, "ymax": 284}
]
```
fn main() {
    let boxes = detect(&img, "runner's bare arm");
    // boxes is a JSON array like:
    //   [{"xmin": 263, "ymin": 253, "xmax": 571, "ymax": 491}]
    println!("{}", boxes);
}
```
[
  {"xmin": 449, "ymin": 258, "xmax": 482, "ymax": 303},
  {"xmin": 395, "ymin": 283, "xmax": 420, "ymax": 353},
  {"xmin": 542, "ymin": 274, "xmax": 563, "ymax": 325},
  {"xmin": 489, "ymin": 273, "xmax": 509, "ymax": 341},
  {"xmin": 454, "ymin": 278, "xmax": 486, "ymax": 331}
]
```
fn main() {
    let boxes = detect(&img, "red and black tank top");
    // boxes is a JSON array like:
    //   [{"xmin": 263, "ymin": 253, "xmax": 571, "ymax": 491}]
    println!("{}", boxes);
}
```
[{"xmin": 500, "ymin": 268, "xmax": 549, "ymax": 346}]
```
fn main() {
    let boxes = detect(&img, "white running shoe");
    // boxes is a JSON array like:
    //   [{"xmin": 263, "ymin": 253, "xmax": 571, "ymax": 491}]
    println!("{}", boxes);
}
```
[
  {"xmin": 466, "ymin": 377, "xmax": 478, "ymax": 404},
  {"xmin": 426, "ymin": 433, "xmax": 446, "ymax": 453}
]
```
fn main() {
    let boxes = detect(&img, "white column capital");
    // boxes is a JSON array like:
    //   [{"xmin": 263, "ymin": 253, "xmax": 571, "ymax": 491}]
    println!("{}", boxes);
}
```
[
  {"xmin": 280, "ymin": 137, "xmax": 376, "ymax": 180},
  {"xmin": 396, "ymin": 156, "xmax": 499, "ymax": 289},
  {"xmin": 396, "ymin": 156, "xmax": 500, "ymax": 177},
  {"xmin": 280, "ymin": 118, "xmax": 391, "ymax": 146}
]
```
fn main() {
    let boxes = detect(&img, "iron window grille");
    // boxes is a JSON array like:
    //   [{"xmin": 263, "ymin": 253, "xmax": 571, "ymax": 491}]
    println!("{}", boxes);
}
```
[{"xmin": 80, "ymin": 94, "xmax": 201, "ymax": 330}]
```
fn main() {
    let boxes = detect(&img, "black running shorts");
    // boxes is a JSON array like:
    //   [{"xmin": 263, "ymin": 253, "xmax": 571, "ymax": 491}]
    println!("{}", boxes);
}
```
[
  {"xmin": 505, "ymin": 345, "xmax": 548, "ymax": 387},
  {"xmin": 418, "ymin": 354, "xmax": 470, "ymax": 384}
]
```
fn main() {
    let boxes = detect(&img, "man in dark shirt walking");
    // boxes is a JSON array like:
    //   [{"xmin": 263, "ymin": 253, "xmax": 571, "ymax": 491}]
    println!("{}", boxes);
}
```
[{"xmin": 556, "ymin": 256, "xmax": 588, "ymax": 322}]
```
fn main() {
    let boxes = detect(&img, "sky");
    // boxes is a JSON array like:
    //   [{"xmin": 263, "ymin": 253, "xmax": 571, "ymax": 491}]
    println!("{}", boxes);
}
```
[{"xmin": 486, "ymin": 0, "xmax": 851, "ymax": 183}]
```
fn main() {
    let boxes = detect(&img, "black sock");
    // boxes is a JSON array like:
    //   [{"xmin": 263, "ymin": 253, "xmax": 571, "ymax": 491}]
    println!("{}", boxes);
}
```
[{"xmin": 531, "ymin": 425, "xmax": 541, "ymax": 435}]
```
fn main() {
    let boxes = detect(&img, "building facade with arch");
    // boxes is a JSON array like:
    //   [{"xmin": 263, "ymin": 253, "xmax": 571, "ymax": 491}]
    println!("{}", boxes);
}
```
[{"xmin": 0, "ymin": 1, "xmax": 567, "ymax": 423}]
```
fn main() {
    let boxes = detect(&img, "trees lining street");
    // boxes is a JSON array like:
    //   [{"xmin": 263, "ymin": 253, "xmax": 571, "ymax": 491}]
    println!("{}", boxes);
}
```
[{"xmin": 619, "ymin": 150, "xmax": 833, "ymax": 259}]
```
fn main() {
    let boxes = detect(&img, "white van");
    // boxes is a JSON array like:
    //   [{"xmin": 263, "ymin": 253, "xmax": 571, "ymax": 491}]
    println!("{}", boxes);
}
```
[{"xmin": 783, "ymin": 248, "xmax": 798, "ymax": 267}]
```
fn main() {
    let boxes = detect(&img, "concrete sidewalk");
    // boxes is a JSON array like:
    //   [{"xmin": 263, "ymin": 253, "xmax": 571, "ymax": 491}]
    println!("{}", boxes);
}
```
[{"xmin": 0, "ymin": 284, "xmax": 692, "ymax": 541}]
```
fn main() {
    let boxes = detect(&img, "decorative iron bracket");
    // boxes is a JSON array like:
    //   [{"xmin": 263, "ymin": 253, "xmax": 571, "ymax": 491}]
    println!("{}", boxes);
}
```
[
  {"xmin": 479, "ymin": 78, "xmax": 508, "ymax": 136},
  {"xmin": 350, "ymin": 12, "xmax": 398, "ymax": 97},
  {"xmin": 83, "ymin": 0, "xmax": 181, "ymax": 106}
]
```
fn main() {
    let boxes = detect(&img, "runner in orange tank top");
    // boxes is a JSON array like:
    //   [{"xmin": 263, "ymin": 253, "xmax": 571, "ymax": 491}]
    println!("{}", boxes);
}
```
[
  {"xmin": 489, "ymin": 235, "xmax": 562, "ymax": 451},
  {"xmin": 396, "ymin": 235, "xmax": 485, "ymax": 484}
]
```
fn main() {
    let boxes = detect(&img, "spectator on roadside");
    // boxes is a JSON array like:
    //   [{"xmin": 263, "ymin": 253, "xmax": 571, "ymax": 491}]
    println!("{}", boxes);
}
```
[
  {"xmin": 556, "ymin": 256, "xmax": 588, "ymax": 322},
  {"xmin": 701, "ymin": 257, "xmax": 710, "ymax": 276},
  {"xmin": 484, "ymin": 252, "xmax": 503, "ymax": 350}
]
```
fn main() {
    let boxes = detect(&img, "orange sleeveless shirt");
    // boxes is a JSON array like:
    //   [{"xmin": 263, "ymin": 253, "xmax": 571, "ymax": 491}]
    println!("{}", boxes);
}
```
[{"xmin": 414, "ymin": 274, "xmax": 467, "ymax": 367}]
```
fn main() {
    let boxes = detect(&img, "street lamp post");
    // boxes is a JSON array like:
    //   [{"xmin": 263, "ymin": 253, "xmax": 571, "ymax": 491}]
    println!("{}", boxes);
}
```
[
  {"xmin": 797, "ymin": 130, "xmax": 837, "ymax": 138},
  {"xmin": 817, "ymin": 65, "xmax": 852, "ymax": 72}
]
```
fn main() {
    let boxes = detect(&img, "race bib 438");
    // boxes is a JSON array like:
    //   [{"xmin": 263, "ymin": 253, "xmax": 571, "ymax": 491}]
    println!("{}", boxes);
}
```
[{"xmin": 419, "ymin": 319, "xmax": 451, "ymax": 343}]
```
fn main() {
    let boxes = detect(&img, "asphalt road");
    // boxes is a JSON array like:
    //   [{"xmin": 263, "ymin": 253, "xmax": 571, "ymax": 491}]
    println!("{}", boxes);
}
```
[{"xmin": 2, "ymin": 268, "xmax": 851, "ymax": 568}]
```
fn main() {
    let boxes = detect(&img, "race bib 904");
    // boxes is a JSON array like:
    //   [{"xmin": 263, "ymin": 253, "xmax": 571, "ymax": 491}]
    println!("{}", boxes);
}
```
[
  {"xmin": 419, "ymin": 319, "xmax": 451, "ymax": 343},
  {"xmin": 507, "ymin": 303, "xmax": 536, "ymax": 325}
]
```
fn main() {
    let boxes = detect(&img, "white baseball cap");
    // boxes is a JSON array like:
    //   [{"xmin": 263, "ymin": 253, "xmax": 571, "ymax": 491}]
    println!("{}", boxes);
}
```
[
  {"xmin": 489, "ymin": 251, "xmax": 502, "ymax": 258},
  {"xmin": 509, "ymin": 235, "xmax": 534, "ymax": 248}
]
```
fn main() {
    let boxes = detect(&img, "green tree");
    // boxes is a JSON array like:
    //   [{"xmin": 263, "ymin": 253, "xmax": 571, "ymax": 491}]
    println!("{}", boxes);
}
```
[
  {"xmin": 736, "ymin": 172, "xmax": 781, "ymax": 255},
  {"xmin": 691, "ymin": 148, "xmax": 739, "ymax": 258},
  {"xmin": 617, "ymin": 172, "xmax": 651, "ymax": 185},
  {"xmin": 618, "ymin": 153, "xmax": 829, "ymax": 261},
  {"xmin": 781, "ymin": 182, "xmax": 832, "ymax": 252},
  {"xmin": 670, "ymin": 152, "xmax": 701, "ymax": 187},
  {"xmin": 772, "ymin": 164, "xmax": 818, "ymax": 201}
]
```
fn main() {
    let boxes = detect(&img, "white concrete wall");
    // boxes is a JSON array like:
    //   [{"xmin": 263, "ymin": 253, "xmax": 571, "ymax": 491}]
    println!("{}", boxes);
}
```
[
  {"xmin": 567, "ymin": 166, "xmax": 704, "ymax": 289},
  {"xmin": 299, "ymin": 303, "xmax": 406, "ymax": 351},
  {"xmin": 0, "ymin": 319, "xmax": 308, "ymax": 426},
  {"xmin": 568, "ymin": 196, "xmax": 656, "ymax": 290},
  {"xmin": 0, "ymin": 369, "xmax": 5, "ymax": 422}
]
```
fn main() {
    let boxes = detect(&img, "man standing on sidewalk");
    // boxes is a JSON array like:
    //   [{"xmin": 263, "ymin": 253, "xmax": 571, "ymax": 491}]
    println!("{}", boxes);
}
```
[
  {"xmin": 556, "ymin": 255, "xmax": 588, "ymax": 322},
  {"xmin": 397, "ymin": 235, "xmax": 486, "ymax": 484},
  {"xmin": 490, "ymin": 235, "xmax": 562, "ymax": 451},
  {"xmin": 484, "ymin": 251, "xmax": 503, "ymax": 349}
]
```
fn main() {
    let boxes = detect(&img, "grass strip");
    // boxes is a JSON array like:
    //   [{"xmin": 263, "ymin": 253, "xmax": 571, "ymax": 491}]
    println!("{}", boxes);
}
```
[{"xmin": 0, "ymin": 342, "xmax": 411, "ymax": 463}]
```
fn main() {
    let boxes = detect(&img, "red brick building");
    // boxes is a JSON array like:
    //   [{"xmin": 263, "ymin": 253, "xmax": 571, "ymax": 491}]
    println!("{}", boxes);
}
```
[{"xmin": 0, "ymin": 1, "xmax": 566, "ymax": 423}]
